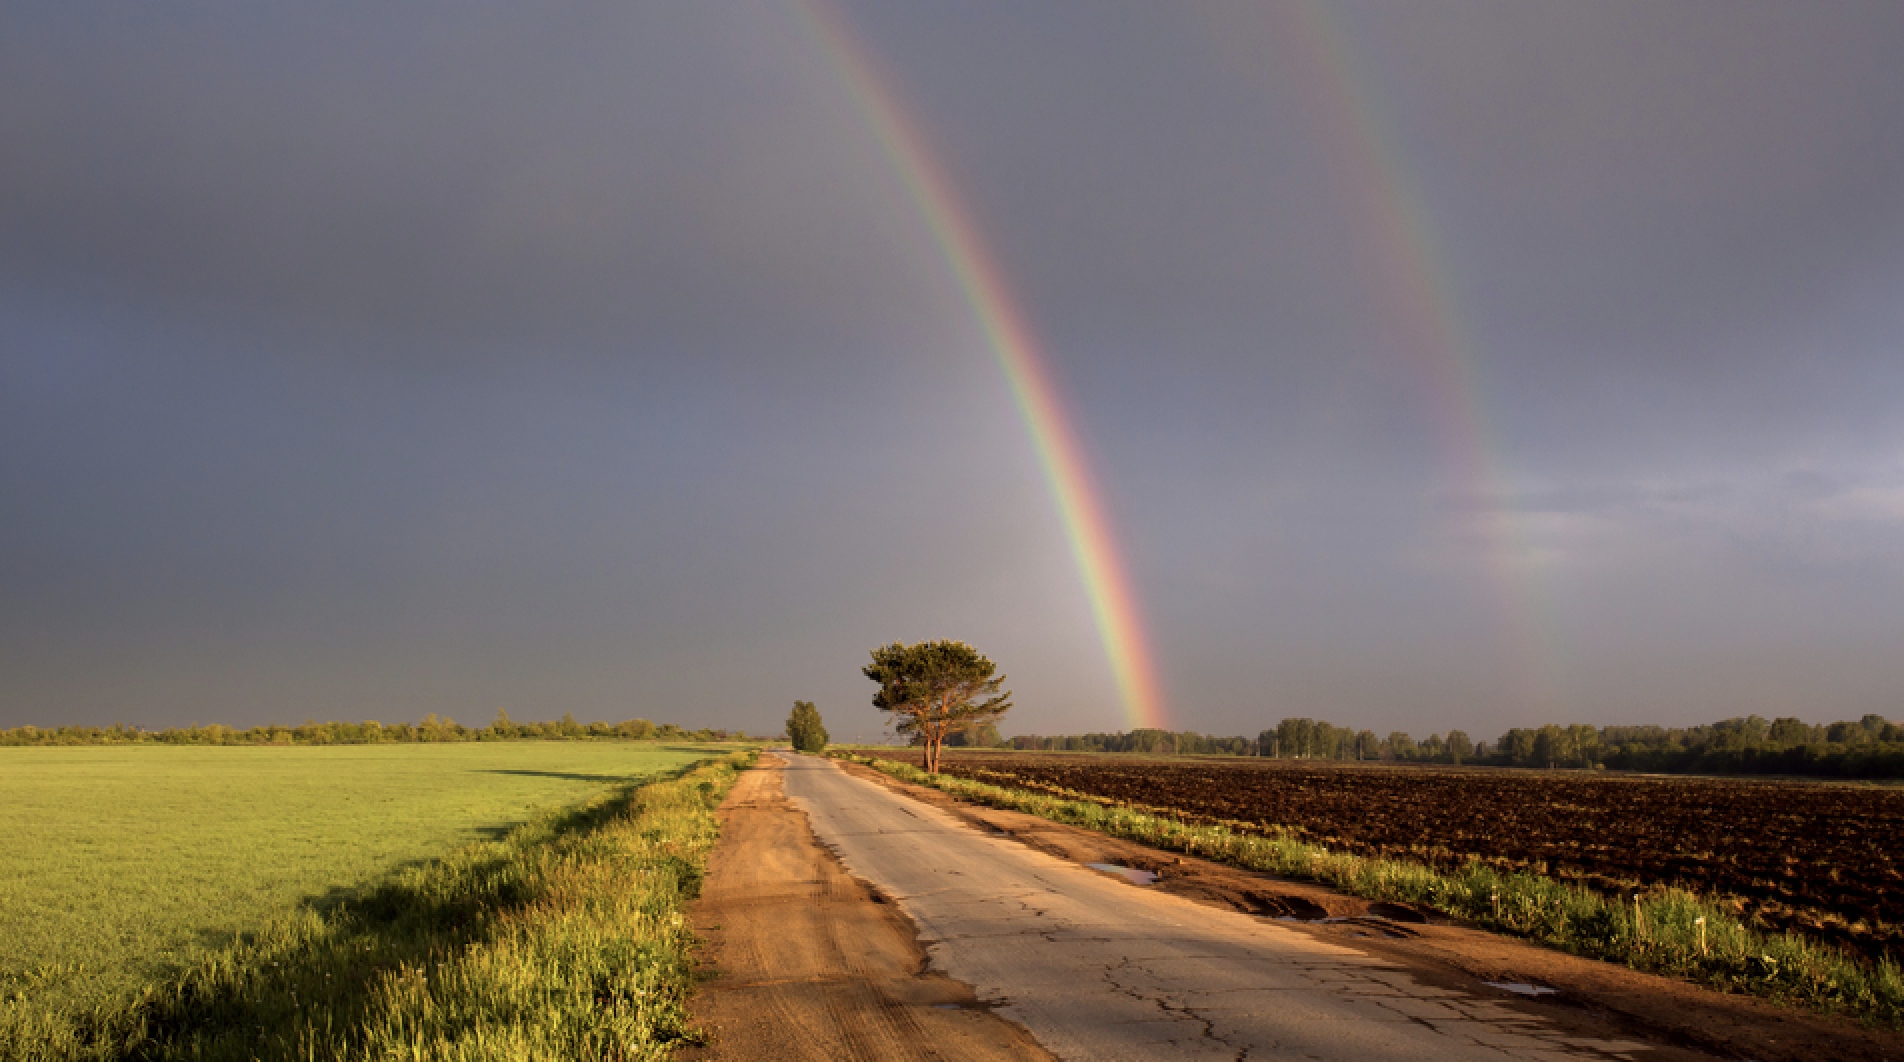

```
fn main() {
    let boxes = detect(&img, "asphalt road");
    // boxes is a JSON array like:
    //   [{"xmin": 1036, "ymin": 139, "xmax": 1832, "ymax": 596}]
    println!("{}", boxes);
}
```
[{"xmin": 781, "ymin": 753, "xmax": 1655, "ymax": 1062}]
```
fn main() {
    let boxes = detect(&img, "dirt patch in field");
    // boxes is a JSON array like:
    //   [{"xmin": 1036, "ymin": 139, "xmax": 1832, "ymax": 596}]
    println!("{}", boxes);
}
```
[
  {"xmin": 678, "ymin": 756, "xmax": 1054, "ymax": 1062},
  {"xmin": 836, "ymin": 756, "xmax": 1904, "ymax": 1062}
]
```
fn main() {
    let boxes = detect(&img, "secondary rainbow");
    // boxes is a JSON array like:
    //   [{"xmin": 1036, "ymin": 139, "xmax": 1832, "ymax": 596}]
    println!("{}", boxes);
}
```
[
  {"xmin": 1289, "ymin": 1, "xmax": 1559, "ymax": 713},
  {"xmin": 795, "ymin": 0, "xmax": 1169, "ymax": 731}
]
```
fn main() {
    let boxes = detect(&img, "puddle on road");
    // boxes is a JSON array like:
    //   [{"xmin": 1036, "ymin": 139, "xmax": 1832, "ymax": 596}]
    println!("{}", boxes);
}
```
[
  {"xmin": 1483, "ymin": 982, "xmax": 1558, "ymax": 996},
  {"xmin": 1085, "ymin": 863, "xmax": 1159, "ymax": 886}
]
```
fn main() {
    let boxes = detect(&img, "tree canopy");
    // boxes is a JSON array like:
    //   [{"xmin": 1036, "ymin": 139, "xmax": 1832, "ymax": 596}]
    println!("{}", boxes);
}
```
[
  {"xmin": 862, "ymin": 640, "xmax": 1011, "ymax": 773},
  {"xmin": 786, "ymin": 700, "xmax": 828, "ymax": 754}
]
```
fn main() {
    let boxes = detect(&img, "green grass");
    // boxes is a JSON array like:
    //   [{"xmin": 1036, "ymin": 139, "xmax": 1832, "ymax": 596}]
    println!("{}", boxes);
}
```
[
  {"xmin": 840, "ymin": 753, "xmax": 1904, "ymax": 1027},
  {"xmin": 2, "ymin": 748, "xmax": 753, "ymax": 1060},
  {"xmin": 0, "ymin": 742, "xmax": 715, "ymax": 1013}
]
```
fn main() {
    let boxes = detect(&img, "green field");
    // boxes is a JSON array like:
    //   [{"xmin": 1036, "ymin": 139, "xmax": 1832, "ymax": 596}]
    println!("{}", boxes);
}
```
[{"xmin": 0, "ymin": 742, "xmax": 713, "ymax": 1010}]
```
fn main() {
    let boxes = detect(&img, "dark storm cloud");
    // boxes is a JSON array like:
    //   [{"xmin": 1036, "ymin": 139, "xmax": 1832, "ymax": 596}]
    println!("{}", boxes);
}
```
[
  {"xmin": 0, "ymin": 2, "xmax": 952, "ymax": 361},
  {"xmin": 1337, "ymin": 2, "xmax": 1904, "ymax": 339},
  {"xmin": 3, "ymin": 1, "xmax": 1902, "ymax": 736}
]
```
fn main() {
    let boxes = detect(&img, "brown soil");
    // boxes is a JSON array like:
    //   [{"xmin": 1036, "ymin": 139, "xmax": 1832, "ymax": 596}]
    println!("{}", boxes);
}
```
[
  {"xmin": 833, "ymin": 757, "xmax": 1904, "ymax": 1062},
  {"xmin": 677, "ymin": 756, "xmax": 1055, "ymax": 1062}
]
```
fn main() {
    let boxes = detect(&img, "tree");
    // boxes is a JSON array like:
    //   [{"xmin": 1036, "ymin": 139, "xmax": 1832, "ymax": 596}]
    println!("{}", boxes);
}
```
[
  {"xmin": 1532, "ymin": 724, "xmax": 1564, "ymax": 767},
  {"xmin": 1446, "ymin": 730, "xmax": 1474, "ymax": 763},
  {"xmin": 1769, "ymin": 716, "xmax": 1811, "ymax": 746},
  {"xmin": 863, "ymin": 640, "xmax": 1012, "ymax": 773},
  {"xmin": 1387, "ymin": 731, "xmax": 1417, "ymax": 760},
  {"xmin": 943, "ymin": 720, "xmax": 1002, "ymax": 747},
  {"xmin": 1356, "ymin": 730, "xmax": 1381, "ymax": 760},
  {"xmin": 617, "ymin": 718, "xmax": 656, "ymax": 740},
  {"xmin": 786, "ymin": 700, "xmax": 828, "ymax": 753}
]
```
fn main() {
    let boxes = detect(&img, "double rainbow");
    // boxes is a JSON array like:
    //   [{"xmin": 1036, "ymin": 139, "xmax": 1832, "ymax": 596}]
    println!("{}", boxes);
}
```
[{"xmin": 796, "ymin": 3, "xmax": 1554, "ymax": 727}]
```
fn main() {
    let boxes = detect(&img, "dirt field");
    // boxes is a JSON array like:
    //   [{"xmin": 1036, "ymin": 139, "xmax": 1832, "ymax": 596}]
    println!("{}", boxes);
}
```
[
  {"xmin": 861, "ymin": 750, "xmax": 1904, "ymax": 960},
  {"xmin": 835, "ymin": 755, "xmax": 1904, "ymax": 1062}
]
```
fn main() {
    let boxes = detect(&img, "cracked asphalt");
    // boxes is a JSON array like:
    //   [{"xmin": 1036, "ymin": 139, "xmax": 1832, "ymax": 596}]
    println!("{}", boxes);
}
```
[{"xmin": 782, "ymin": 753, "xmax": 1656, "ymax": 1062}]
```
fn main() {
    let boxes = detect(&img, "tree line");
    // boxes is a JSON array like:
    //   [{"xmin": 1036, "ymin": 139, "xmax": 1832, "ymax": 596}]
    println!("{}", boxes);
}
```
[
  {"xmin": 0, "ymin": 710, "xmax": 757, "ymax": 747},
  {"xmin": 1495, "ymin": 714, "xmax": 1904, "ymax": 777},
  {"xmin": 1006, "ymin": 729, "xmax": 1254, "ymax": 756},
  {"xmin": 987, "ymin": 712, "xmax": 1904, "ymax": 780}
]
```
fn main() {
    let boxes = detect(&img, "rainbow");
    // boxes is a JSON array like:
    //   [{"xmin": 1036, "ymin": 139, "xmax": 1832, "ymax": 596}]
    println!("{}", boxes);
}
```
[
  {"xmin": 1289, "ymin": 2, "xmax": 1558, "ymax": 714},
  {"xmin": 795, "ymin": 1, "xmax": 1169, "ymax": 730}
]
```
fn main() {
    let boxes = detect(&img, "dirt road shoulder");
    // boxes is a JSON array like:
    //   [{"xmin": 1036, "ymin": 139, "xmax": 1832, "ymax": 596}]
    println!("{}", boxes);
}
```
[{"xmin": 678, "ymin": 753, "xmax": 1055, "ymax": 1062}]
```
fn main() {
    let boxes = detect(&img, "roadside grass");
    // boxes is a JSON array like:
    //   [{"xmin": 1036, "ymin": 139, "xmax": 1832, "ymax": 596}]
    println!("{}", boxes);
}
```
[
  {"xmin": 839, "ymin": 753, "xmax": 1904, "ymax": 1027},
  {"xmin": 1, "ymin": 749, "xmax": 753, "ymax": 1061},
  {"xmin": 0, "ymin": 742, "xmax": 717, "ymax": 1012}
]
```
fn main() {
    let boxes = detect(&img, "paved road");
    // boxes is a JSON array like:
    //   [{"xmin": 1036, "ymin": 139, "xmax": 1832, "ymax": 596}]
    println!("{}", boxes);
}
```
[{"xmin": 781, "ymin": 753, "xmax": 1655, "ymax": 1062}]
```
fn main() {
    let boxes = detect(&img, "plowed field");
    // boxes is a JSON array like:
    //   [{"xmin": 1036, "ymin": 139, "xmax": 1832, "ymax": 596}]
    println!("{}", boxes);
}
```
[{"xmin": 864, "ymin": 750, "xmax": 1904, "ymax": 959}]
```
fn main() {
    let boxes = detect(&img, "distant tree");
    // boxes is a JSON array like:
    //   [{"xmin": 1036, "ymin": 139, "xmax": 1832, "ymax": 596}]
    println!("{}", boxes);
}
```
[
  {"xmin": 1567, "ymin": 723, "xmax": 1601, "ymax": 766},
  {"xmin": 1356, "ymin": 730, "xmax": 1381, "ymax": 760},
  {"xmin": 786, "ymin": 700, "xmax": 828, "ymax": 753},
  {"xmin": 618, "ymin": 718, "xmax": 657, "ymax": 740},
  {"xmin": 1130, "ymin": 728, "xmax": 1176, "ymax": 755},
  {"xmin": 1277, "ymin": 718, "xmax": 1313, "ymax": 758},
  {"xmin": 944, "ymin": 720, "xmax": 1002, "ymax": 747},
  {"xmin": 1769, "ymin": 717, "xmax": 1812, "ymax": 746},
  {"xmin": 1501, "ymin": 728, "xmax": 1536, "ymax": 765},
  {"xmin": 1446, "ymin": 730, "xmax": 1474, "ymax": 763},
  {"xmin": 863, "ymin": 640, "xmax": 1012, "ymax": 773},
  {"xmin": 1532, "ymin": 724, "xmax": 1561, "ymax": 767}
]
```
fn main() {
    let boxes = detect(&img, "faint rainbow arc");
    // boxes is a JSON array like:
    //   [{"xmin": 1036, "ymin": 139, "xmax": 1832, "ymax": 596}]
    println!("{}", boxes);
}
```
[
  {"xmin": 794, "ymin": 0, "xmax": 1169, "ymax": 730},
  {"xmin": 1292, "ymin": 1, "xmax": 1559, "ymax": 714}
]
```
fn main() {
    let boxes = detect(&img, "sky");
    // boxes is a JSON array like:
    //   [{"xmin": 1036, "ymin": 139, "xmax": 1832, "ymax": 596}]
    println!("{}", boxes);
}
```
[{"xmin": 4, "ymin": 1, "xmax": 1902, "ymax": 741}]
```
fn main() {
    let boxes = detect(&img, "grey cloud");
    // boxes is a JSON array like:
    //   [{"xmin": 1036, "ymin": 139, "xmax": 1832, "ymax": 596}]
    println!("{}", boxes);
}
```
[
  {"xmin": 0, "ymin": 3, "xmax": 953, "ymax": 361},
  {"xmin": 4, "ymin": 1, "xmax": 1903, "ymax": 737}
]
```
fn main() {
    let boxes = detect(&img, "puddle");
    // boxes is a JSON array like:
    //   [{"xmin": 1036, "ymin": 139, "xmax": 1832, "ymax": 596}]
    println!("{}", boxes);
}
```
[
  {"xmin": 1483, "ymin": 982, "xmax": 1558, "ymax": 996},
  {"xmin": 1085, "ymin": 863, "xmax": 1159, "ymax": 886}
]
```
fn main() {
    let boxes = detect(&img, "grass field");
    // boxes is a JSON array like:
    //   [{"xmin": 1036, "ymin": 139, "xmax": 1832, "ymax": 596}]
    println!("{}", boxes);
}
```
[{"xmin": 0, "ymin": 742, "xmax": 715, "ymax": 1012}]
